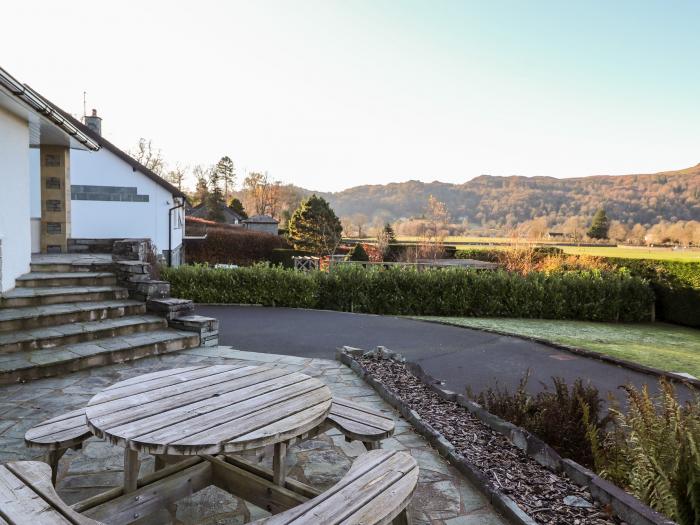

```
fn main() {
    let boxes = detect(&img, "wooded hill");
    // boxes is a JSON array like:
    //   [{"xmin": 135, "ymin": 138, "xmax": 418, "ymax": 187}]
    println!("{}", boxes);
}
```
[{"xmin": 315, "ymin": 163, "xmax": 700, "ymax": 227}]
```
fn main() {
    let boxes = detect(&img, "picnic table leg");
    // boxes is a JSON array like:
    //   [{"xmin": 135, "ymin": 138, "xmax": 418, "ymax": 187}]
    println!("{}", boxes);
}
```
[
  {"xmin": 123, "ymin": 448, "xmax": 140, "ymax": 493},
  {"xmin": 272, "ymin": 441, "xmax": 288, "ymax": 486},
  {"xmin": 392, "ymin": 507, "xmax": 412, "ymax": 525},
  {"xmin": 46, "ymin": 448, "xmax": 67, "ymax": 486}
]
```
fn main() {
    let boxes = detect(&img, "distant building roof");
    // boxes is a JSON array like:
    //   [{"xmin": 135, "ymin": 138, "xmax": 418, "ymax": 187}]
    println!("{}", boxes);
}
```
[{"xmin": 244, "ymin": 214, "xmax": 279, "ymax": 224}]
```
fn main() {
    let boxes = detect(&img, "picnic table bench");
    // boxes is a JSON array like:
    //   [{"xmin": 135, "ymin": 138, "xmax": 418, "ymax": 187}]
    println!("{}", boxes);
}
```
[
  {"xmin": 0, "ymin": 461, "xmax": 104, "ymax": 525},
  {"xmin": 250, "ymin": 450, "xmax": 418, "ymax": 525},
  {"xmin": 17, "ymin": 365, "xmax": 411, "ymax": 524}
]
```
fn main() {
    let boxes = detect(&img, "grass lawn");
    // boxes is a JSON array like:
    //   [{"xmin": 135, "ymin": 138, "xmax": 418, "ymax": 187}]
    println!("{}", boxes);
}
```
[
  {"xmin": 411, "ymin": 317, "xmax": 700, "ymax": 378},
  {"xmin": 560, "ymin": 245, "xmax": 700, "ymax": 261}
]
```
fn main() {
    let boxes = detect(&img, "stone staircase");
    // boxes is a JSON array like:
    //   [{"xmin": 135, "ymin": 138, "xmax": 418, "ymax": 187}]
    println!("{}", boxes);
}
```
[{"xmin": 0, "ymin": 256, "xmax": 202, "ymax": 385}]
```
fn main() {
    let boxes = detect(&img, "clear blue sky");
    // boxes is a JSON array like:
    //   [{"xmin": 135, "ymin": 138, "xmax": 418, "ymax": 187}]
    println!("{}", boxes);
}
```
[{"xmin": 2, "ymin": 1, "xmax": 698, "ymax": 191}]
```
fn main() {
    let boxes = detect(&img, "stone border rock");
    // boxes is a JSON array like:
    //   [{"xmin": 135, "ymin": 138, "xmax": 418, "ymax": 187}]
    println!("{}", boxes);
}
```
[
  {"xmin": 415, "ymin": 318, "xmax": 700, "ymax": 389},
  {"xmin": 337, "ymin": 345, "xmax": 676, "ymax": 525}
]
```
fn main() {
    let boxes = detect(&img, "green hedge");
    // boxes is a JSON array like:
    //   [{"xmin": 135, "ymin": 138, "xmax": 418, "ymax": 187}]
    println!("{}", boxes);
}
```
[
  {"xmin": 162, "ymin": 264, "xmax": 654, "ymax": 322},
  {"xmin": 609, "ymin": 259, "xmax": 700, "ymax": 327}
]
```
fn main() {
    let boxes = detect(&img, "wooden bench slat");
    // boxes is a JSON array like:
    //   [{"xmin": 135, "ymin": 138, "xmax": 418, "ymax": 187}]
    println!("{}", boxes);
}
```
[
  {"xmin": 100, "ymin": 365, "xmax": 207, "ymax": 391},
  {"xmin": 25, "ymin": 413, "xmax": 89, "ymax": 447},
  {"xmin": 0, "ymin": 464, "xmax": 72, "ymax": 525},
  {"xmin": 329, "ymin": 404, "xmax": 395, "ymax": 432},
  {"xmin": 332, "ymin": 398, "xmax": 389, "ymax": 419},
  {"xmin": 4, "ymin": 462, "xmax": 103, "ymax": 525},
  {"xmin": 338, "ymin": 466, "xmax": 419, "ymax": 525},
  {"xmin": 0, "ymin": 462, "xmax": 104, "ymax": 525},
  {"xmin": 254, "ymin": 450, "xmax": 418, "ymax": 525},
  {"xmin": 326, "ymin": 414, "xmax": 393, "ymax": 442}
]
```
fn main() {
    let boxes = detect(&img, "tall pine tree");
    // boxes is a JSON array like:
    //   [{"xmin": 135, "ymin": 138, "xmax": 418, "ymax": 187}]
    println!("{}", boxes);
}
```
[
  {"xmin": 587, "ymin": 209, "xmax": 610, "ymax": 239},
  {"xmin": 288, "ymin": 195, "xmax": 342, "ymax": 256},
  {"xmin": 206, "ymin": 168, "xmax": 225, "ymax": 222},
  {"xmin": 215, "ymin": 156, "xmax": 235, "ymax": 203}
]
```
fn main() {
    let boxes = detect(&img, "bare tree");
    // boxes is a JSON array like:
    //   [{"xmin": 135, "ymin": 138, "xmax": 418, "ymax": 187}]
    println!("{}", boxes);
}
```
[
  {"xmin": 420, "ymin": 195, "xmax": 449, "ymax": 259},
  {"xmin": 165, "ymin": 163, "xmax": 187, "ymax": 191},
  {"xmin": 130, "ymin": 138, "xmax": 165, "ymax": 176}
]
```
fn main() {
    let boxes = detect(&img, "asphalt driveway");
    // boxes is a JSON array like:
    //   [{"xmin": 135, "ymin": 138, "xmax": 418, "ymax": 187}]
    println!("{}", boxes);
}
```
[{"xmin": 196, "ymin": 305, "xmax": 693, "ymax": 403}]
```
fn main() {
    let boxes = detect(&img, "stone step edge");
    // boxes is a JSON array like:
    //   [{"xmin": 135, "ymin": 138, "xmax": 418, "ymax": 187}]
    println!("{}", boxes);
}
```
[
  {"xmin": 0, "ymin": 330, "xmax": 201, "ymax": 385},
  {"xmin": 0, "ymin": 300, "xmax": 145, "ymax": 328},
  {"xmin": 0, "ymin": 316, "xmax": 167, "ymax": 353},
  {"xmin": 1, "ymin": 288, "xmax": 129, "ymax": 308}
]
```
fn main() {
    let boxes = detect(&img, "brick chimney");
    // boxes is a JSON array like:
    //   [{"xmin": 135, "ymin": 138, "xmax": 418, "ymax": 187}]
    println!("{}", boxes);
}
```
[{"xmin": 84, "ymin": 108, "xmax": 102, "ymax": 135}]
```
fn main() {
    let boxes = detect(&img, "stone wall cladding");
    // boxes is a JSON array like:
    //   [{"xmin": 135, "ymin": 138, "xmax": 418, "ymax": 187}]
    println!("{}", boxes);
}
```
[
  {"xmin": 336, "ymin": 346, "xmax": 676, "ymax": 525},
  {"xmin": 169, "ymin": 315, "xmax": 219, "ymax": 347},
  {"xmin": 71, "ymin": 185, "xmax": 149, "ymax": 202},
  {"xmin": 67, "ymin": 238, "xmax": 120, "ymax": 254}
]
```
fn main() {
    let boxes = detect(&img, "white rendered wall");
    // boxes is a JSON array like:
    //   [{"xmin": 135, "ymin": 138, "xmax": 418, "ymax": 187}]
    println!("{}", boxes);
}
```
[
  {"xmin": 70, "ymin": 148, "xmax": 183, "ymax": 259},
  {"xmin": 0, "ymin": 107, "xmax": 31, "ymax": 291}
]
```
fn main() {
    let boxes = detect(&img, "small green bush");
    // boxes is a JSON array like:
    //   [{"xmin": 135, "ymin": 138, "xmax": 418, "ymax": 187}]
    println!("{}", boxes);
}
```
[
  {"xmin": 347, "ymin": 243, "xmax": 370, "ymax": 262},
  {"xmin": 455, "ymin": 248, "xmax": 501, "ymax": 262},
  {"xmin": 472, "ymin": 372, "xmax": 609, "ymax": 467},
  {"xmin": 268, "ymin": 248, "xmax": 314, "ymax": 268},
  {"xmin": 163, "ymin": 264, "xmax": 654, "ymax": 322}
]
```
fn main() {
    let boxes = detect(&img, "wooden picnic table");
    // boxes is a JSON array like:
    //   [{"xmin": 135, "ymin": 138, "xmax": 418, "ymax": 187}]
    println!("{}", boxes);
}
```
[{"xmin": 84, "ymin": 364, "xmax": 333, "ymax": 492}]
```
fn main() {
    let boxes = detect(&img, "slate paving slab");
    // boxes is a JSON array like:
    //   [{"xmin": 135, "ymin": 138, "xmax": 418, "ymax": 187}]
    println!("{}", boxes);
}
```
[{"xmin": 0, "ymin": 346, "xmax": 507, "ymax": 525}]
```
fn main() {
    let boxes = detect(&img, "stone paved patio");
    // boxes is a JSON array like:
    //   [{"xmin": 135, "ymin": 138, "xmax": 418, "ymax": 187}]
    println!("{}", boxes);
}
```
[{"xmin": 0, "ymin": 346, "xmax": 507, "ymax": 525}]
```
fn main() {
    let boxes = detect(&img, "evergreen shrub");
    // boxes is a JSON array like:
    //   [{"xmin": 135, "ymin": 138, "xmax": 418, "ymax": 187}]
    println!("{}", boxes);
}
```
[{"xmin": 162, "ymin": 264, "xmax": 654, "ymax": 322}]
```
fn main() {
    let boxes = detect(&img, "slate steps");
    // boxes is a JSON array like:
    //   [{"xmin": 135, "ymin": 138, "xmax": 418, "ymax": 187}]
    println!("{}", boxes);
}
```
[
  {"xmin": 30, "ymin": 254, "xmax": 113, "ymax": 274},
  {"xmin": 0, "ymin": 329, "xmax": 201, "ymax": 385},
  {"xmin": 0, "ymin": 315, "xmax": 167, "ymax": 354},
  {"xmin": 1, "ymin": 286, "xmax": 129, "ymax": 308},
  {"xmin": 0, "ymin": 300, "xmax": 147, "ymax": 333},
  {"xmin": 16, "ymin": 272, "xmax": 117, "ymax": 288}
]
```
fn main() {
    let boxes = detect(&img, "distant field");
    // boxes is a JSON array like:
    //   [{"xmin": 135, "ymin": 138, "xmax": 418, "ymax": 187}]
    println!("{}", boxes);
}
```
[
  {"xmin": 412, "ymin": 317, "xmax": 700, "ymax": 378},
  {"xmin": 348, "ymin": 236, "xmax": 700, "ymax": 261}
]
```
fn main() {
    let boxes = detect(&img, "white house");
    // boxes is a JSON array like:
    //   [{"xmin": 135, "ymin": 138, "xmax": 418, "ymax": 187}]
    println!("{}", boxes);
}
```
[
  {"xmin": 0, "ymin": 65, "xmax": 186, "ymax": 293},
  {"xmin": 0, "ymin": 67, "xmax": 99, "ymax": 292},
  {"xmin": 32, "ymin": 109, "xmax": 188, "ymax": 266}
]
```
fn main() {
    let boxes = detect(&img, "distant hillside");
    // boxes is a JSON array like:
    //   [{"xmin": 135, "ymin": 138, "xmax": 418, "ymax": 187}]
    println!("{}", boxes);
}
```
[{"xmin": 315, "ymin": 164, "xmax": 700, "ymax": 227}]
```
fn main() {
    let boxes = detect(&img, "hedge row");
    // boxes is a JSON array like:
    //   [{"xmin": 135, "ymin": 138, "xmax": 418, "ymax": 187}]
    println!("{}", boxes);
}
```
[
  {"xmin": 184, "ymin": 223, "xmax": 288, "ymax": 266},
  {"xmin": 162, "ymin": 264, "xmax": 654, "ymax": 322},
  {"xmin": 455, "ymin": 249, "xmax": 700, "ymax": 327}
]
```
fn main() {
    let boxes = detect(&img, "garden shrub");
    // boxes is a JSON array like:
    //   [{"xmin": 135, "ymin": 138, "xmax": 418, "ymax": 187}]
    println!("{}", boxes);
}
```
[
  {"xmin": 184, "ymin": 223, "xmax": 289, "ymax": 266},
  {"xmin": 589, "ymin": 381, "xmax": 700, "ymax": 524},
  {"xmin": 161, "ymin": 264, "xmax": 317, "ymax": 307},
  {"xmin": 164, "ymin": 264, "xmax": 654, "ymax": 322},
  {"xmin": 347, "ymin": 243, "xmax": 370, "ymax": 262},
  {"xmin": 455, "ymin": 248, "xmax": 501, "ymax": 262},
  {"xmin": 471, "ymin": 372, "xmax": 609, "ymax": 467},
  {"xmin": 606, "ymin": 259, "xmax": 700, "ymax": 328},
  {"xmin": 269, "ymin": 248, "xmax": 314, "ymax": 268}
]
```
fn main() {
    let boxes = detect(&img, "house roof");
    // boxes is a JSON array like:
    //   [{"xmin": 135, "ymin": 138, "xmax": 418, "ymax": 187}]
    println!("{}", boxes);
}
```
[
  {"xmin": 244, "ymin": 214, "xmax": 279, "ymax": 224},
  {"xmin": 0, "ymin": 66, "xmax": 100, "ymax": 151},
  {"xmin": 49, "ymin": 106, "xmax": 188, "ymax": 200}
]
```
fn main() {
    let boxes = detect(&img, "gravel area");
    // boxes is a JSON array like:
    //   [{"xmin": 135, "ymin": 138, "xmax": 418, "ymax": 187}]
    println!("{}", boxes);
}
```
[{"xmin": 358, "ymin": 354, "xmax": 624, "ymax": 525}]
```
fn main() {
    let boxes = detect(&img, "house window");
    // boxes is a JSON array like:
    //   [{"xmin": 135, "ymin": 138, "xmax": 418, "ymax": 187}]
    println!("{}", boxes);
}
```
[
  {"xmin": 46, "ymin": 200, "xmax": 62, "ymax": 212},
  {"xmin": 46, "ymin": 177, "xmax": 61, "ymax": 189},
  {"xmin": 44, "ymin": 154, "xmax": 61, "ymax": 167},
  {"xmin": 46, "ymin": 222, "xmax": 62, "ymax": 234},
  {"xmin": 174, "ymin": 208, "xmax": 183, "ymax": 229}
]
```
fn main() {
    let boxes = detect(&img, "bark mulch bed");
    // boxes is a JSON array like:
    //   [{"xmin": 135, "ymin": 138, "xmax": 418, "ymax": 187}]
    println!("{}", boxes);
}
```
[{"xmin": 357, "ymin": 354, "xmax": 624, "ymax": 525}]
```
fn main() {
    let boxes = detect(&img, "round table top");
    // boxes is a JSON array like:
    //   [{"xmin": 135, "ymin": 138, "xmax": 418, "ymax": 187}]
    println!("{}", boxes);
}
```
[{"xmin": 85, "ymin": 364, "xmax": 333, "ymax": 455}]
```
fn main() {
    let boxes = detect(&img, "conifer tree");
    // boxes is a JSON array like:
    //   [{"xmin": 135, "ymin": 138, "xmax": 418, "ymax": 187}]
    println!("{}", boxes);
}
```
[
  {"xmin": 228, "ymin": 197, "xmax": 248, "ymax": 219},
  {"xmin": 288, "ymin": 195, "xmax": 343, "ymax": 256},
  {"xmin": 587, "ymin": 209, "xmax": 610, "ymax": 239}
]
